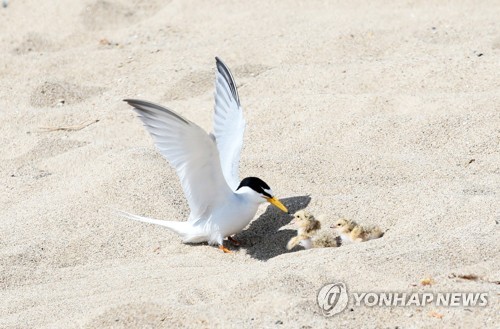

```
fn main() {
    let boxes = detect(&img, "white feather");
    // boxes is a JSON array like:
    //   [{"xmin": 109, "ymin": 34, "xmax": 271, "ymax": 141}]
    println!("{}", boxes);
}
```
[
  {"xmin": 120, "ymin": 59, "xmax": 278, "ymax": 246},
  {"xmin": 124, "ymin": 99, "xmax": 233, "ymax": 222},
  {"xmin": 212, "ymin": 57, "xmax": 246, "ymax": 191}
]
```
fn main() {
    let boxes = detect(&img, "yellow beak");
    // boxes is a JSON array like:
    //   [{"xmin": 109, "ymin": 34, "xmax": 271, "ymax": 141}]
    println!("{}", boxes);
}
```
[{"xmin": 265, "ymin": 197, "xmax": 289, "ymax": 213}]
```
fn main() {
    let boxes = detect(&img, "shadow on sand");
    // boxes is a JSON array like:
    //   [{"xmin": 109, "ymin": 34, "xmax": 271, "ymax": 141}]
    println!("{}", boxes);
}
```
[{"xmin": 234, "ymin": 195, "xmax": 311, "ymax": 261}]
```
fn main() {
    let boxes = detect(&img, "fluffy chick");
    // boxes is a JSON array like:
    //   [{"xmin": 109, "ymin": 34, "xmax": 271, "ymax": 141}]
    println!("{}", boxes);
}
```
[
  {"xmin": 309, "ymin": 231, "xmax": 337, "ymax": 248},
  {"xmin": 293, "ymin": 210, "xmax": 321, "ymax": 235},
  {"xmin": 287, "ymin": 210, "xmax": 336, "ymax": 249},
  {"xmin": 332, "ymin": 218, "xmax": 383, "ymax": 243},
  {"xmin": 287, "ymin": 210, "xmax": 320, "ymax": 250}
]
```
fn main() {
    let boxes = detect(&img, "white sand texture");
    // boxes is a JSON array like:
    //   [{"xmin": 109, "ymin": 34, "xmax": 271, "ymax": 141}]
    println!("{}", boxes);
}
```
[{"xmin": 1, "ymin": 1, "xmax": 499, "ymax": 328}]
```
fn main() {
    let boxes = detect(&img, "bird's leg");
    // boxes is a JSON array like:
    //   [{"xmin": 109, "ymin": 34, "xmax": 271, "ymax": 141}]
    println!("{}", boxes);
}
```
[
  {"xmin": 286, "ymin": 236, "xmax": 300, "ymax": 250},
  {"xmin": 218, "ymin": 245, "xmax": 232, "ymax": 253},
  {"xmin": 227, "ymin": 235, "xmax": 241, "ymax": 246}
]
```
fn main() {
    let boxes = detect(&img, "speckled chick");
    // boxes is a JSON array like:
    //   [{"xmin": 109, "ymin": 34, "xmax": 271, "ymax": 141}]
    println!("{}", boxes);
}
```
[
  {"xmin": 332, "ymin": 218, "xmax": 383, "ymax": 243},
  {"xmin": 287, "ymin": 210, "xmax": 337, "ymax": 249}
]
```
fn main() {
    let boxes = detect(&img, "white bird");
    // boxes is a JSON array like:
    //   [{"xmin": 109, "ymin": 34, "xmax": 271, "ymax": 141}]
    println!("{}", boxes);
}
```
[{"xmin": 121, "ymin": 57, "xmax": 288, "ymax": 253}]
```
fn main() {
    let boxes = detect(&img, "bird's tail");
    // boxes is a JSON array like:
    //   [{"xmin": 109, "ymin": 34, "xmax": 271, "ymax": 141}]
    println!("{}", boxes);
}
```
[{"xmin": 115, "ymin": 210, "xmax": 189, "ymax": 237}]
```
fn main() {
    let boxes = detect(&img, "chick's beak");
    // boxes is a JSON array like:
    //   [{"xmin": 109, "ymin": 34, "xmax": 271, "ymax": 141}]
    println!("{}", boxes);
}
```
[{"xmin": 265, "ymin": 197, "xmax": 289, "ymax": 213}]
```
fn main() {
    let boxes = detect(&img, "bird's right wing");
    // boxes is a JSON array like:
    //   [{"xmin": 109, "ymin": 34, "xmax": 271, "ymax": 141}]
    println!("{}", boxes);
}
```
[
  {"xmin": 212, "ymin": 57, "xmax": 246, "ymax": 191},
  {"xmin": 124, "ymin": 99, "xmax": 233, "ymax": 221}
]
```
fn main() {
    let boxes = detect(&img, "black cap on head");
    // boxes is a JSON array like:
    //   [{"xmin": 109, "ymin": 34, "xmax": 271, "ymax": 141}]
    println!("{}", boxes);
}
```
[{"xmin": 237, "ymin": 177, "xmax": 272, "ymax": 198}]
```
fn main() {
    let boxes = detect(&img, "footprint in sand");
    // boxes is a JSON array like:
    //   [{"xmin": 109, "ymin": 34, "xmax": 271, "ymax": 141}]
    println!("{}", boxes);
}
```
[
  {"xmin": 164, "ymin": 64, "xmax": 270, "ymax": 101},
  {"xmin": 164, "ymin": 70, "xmax": 213, "ymax": 101},
  {"xmin": 0, "ymin": 244, "xmax": 49, "ymax": 288},
  {"xmin": 3, "ymin": 244, "xmax": 47, "ymax": 268},
  {"xmin": 233, "ymin": 64, "xmax": 270, "ymax": 79},
  {"xmin": 12, "ymin": 32, "xmax": 56, "ymax": 55},
  {"xmin": 11, "ymin": 138, "xmax": 89, "ymax": 167},
  {"xmin": 29, "ymin": 81, "xmax": 104, "ymax": 108},
  {"xmin": 81, "ymin": 0, "xmax": 166, "ymax": 31},
  {"xmin": 8, "ymin": 138, "xmax": 88, "ymax": 180}
]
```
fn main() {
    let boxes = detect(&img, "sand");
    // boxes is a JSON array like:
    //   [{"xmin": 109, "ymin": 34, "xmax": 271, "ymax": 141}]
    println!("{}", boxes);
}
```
[{"xmin": 1, "ymin": 0, "xmax": 499, "ymax": 328}]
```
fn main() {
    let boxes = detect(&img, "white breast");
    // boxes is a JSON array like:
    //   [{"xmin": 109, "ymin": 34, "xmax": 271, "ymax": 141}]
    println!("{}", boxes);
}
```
[{"xmin": 210, "ymin": 193, "xmax": 260, "ymax": 238}]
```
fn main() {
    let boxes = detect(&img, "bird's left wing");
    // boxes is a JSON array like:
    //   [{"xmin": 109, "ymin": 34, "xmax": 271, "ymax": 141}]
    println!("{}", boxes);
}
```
[
  {"xmin": 124, "ymin": 99, "xmax": 233, "ymax": 221},
  {"xmin": 212, "ymin": 57, "xmax": 246, "ymax": 191}
]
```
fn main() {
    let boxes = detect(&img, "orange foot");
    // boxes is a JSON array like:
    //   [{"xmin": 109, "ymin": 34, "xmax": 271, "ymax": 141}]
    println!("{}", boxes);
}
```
[
  {"xmin": 227, "ymin": 236, "xmax": 241, "ymax": 246},
  {"xmin": 218, "ymin": 245, "xmax": 232, "ymax": 253}
]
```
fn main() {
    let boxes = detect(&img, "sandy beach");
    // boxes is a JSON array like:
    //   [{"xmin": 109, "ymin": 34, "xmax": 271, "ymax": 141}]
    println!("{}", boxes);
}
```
[{"xmin": 1, "ymin": 0, "xmax": 499, "ymax": 327}]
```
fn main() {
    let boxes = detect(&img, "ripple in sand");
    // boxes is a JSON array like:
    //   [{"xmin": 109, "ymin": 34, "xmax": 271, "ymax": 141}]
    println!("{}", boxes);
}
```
[{"xmin": 86, "ymin": 303, "xmax": 181, "ymax": 328}]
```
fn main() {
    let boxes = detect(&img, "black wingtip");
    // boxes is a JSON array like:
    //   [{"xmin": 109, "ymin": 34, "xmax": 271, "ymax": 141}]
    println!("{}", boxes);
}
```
[
  {"xmin": 215, "ymin": 57, "xmax": 227, "ymax": 73},
  {"xmin": 122, "ymin": 98, "xmax": 190, "ymax": 125},
  {"xmin": 123, "ymin": 98, "xmax": 147, "ymax": 107},
  {"xmin": 214, "ymin": 57, "xmax": 240, "ymax": 105},
  {"xmin": 123, "ymin": 98, "xmax": 142, "ymax": 109},
  {"xmin": 123, "ymin": 98, "xmax": 138, "ymax": 105}
]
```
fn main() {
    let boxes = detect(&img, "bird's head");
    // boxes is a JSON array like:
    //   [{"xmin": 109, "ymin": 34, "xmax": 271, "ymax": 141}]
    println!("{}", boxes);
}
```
[
  {"xmin": 331, "ymin": 218, "xmax": 352, "ymax": 233},
  {"xmin": 236, "ymin": 177, "xmax": 288, "ymax": 213},
  {"xmin": 291, "ymin": 210, "xmax": 319, "ymax": 229},
  {"xmin": 291, "ymin": 210, "xmax": 312, "ymax": 225}
]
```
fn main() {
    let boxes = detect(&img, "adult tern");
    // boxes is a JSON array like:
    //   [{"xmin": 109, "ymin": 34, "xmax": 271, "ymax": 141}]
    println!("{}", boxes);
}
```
[{"xmin": 122, "ymin": 57, "xmax": 288, "ymax": 252}]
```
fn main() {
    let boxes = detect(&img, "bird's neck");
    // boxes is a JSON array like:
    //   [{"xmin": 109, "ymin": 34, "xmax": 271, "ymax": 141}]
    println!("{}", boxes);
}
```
[{"xmin": 236, "ymin": 187, "xmax": 265, "ymax": 205}]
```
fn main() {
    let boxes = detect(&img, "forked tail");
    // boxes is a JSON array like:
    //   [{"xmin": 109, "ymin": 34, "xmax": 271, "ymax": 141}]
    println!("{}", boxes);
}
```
[{"xmin": 115, "ymin": 210, "xmax": 189, "ymax": 236}]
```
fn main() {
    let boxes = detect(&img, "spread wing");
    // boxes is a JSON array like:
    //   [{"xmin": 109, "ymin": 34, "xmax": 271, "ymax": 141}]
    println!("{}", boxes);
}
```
[
  {"xmin": 124, "ymin": 99, "xmax": 233, "ymax": 221},
  {"xmin": 212, "ymin": 57, "xmax": 246, "ymax": 191}
]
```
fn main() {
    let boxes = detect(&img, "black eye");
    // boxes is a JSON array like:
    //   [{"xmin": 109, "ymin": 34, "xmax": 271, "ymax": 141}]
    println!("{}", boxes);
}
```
[{"xmin": 337, "ymin": 223, "xmax": 341, "ymax": 226}]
